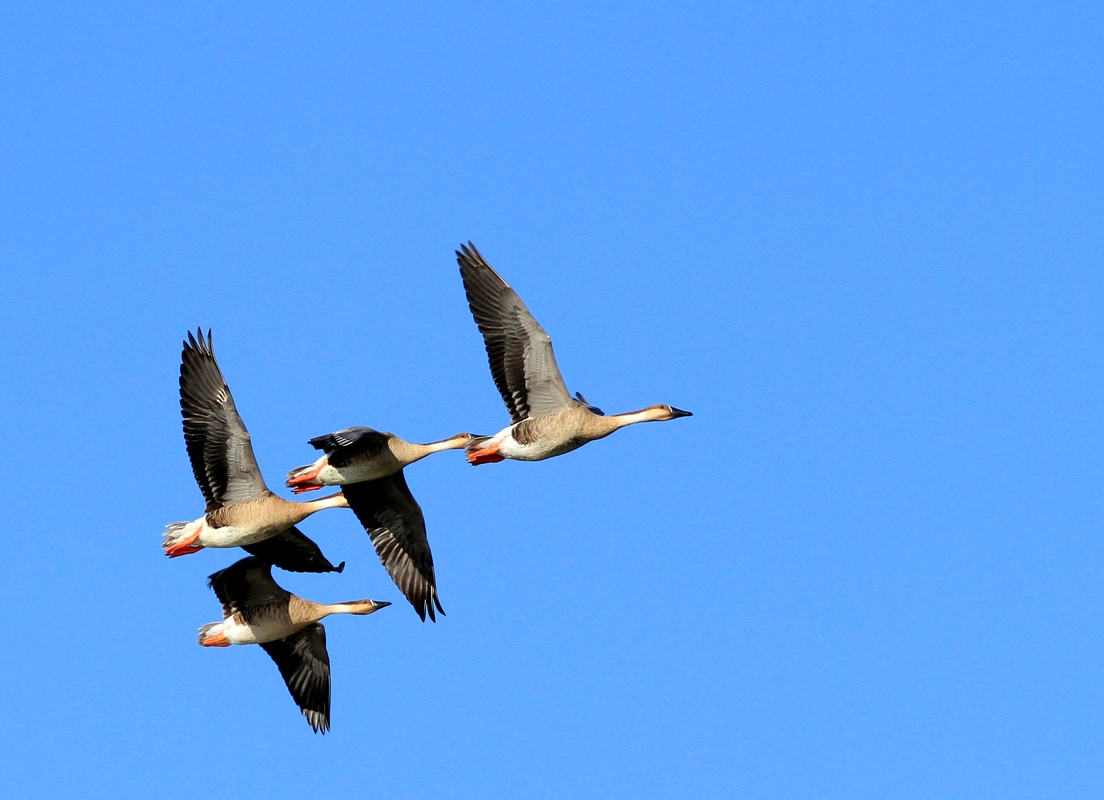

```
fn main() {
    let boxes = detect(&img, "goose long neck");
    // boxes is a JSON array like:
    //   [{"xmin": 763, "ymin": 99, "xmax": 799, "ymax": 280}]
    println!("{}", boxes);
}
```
[
  {"xmin": 294, "ymin": 491, "xmax": 349, "ymax": 520},
  {"xmin": 288, "ymin": 595, "xmax": 330, "ymax": 625},
  {"xmin": 319, "ymin": 600, "xmax": 379, "ymax": 617},
  {"xmin": 608, "ymin": 407, "xmax": 666, "ymax": 429},
  {"xmin": 287, "ymin": 596, "xmax": 377, "ymax": 625},
  {"xmin": 396, "ymin": 434, "xmax": 471, "ymax": 464}
]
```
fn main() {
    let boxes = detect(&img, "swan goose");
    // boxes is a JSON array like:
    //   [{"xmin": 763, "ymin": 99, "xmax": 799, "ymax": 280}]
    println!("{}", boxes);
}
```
[
  {"xmin": 284, "ymin": 427, "xmax": 472, "ymax": 622},
  {"xmin": 456, "ymin": 242, "xmax": 691, "ymax": 465},
  {"xmin": 162, "ymin": 330, "xmax": 346, "ymax": 573},
  {"xmin": 198, "ymin": 556, "xmax": 390, "ymax": 733}
]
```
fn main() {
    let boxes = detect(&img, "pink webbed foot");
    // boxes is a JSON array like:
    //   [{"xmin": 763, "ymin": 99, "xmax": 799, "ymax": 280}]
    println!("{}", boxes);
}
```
[
  {"xmin": 286, "ymin": 463, "xmax": 325, "ymax": 493},
  {"xmin": 165, "ymin": 530, "xmax": 205, "ymax": 558},
  {"xmin": 467, "ymin": 445, "xmax": 506, "ymax": 466}
]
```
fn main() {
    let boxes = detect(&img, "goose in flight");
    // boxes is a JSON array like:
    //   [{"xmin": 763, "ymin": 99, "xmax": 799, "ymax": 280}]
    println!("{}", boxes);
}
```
[
  {"xmin": 456, "ymin": 242, "xmax": 692, "ymax": 465},
  {"xmin": 162, "ymin": 330, "xmax": 347, "ymax": 573},
  {"xmin": 199, "ymin": 556, "xmax": 390, "ymax": 733},
  {"xmin": 285, "ymin": 427, "xmax": 471, "ymax": 621},
  {"xmin": 286, "ymin": 429, "xmax": 472, "ymax": 491}
]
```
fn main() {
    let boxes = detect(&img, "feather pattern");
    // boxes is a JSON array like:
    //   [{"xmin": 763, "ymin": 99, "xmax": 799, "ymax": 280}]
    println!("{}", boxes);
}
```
[
  {"xmin": 180, "ymin": 329, "xmax": 268, "ymax": 511},
  {"xmin": 454, "ymin": 246, "xmax": 693, "ymax": 465},
  {"xmin": 242, "ymin": 526, "xmax": 345, "ymax": 574},
  {"xmin": 457, "ymin": 242, "xmax": 575, "ymax": 423},
  {"xmin": 206, "ymin": 558, "xmax": 332, "ymax": 732},
  {"xmin": 174, "ymin": 329, "xmax": 343, "ymax": 573},
  {"xmin": 342, "ymin": 472, "xmax": 444, "ymax": 622},
  {"xmin": 201, "ymin": 556, "xmax": 389, "ymax": 734},
  {"xmin": 308, "ymin": 426, "xmax": 391, "ymax": 469},
  {"xmin": 260, "ymin": 624, "xmax": 331, "ymax": 734},
  {"xmin": 207, "ymin": 557, "xmax": 288, "ymax": 619},
  {"xmin": 308, "ymin": 426, "xmax": 386, "ymax": 455}
]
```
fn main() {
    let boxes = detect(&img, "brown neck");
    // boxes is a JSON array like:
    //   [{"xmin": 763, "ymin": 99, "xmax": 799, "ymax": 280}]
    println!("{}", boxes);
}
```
[
  {"xmin": 289, "ymin": 491, "xmax": 348, "ymax": 523},
  {"xmin": 288, "ymin": 596, "xmax": 378, "ymax": 625},
  {"xmin": 608, "ymin": 406, "xmax": 668, "ymax": 430},
  {"xmin": 320, "ymin": 599, "xmax": 381, "ymax": 617},
  {"xmin": 393, "ymin": 433, "xmax": 471, "ymax": 465}
]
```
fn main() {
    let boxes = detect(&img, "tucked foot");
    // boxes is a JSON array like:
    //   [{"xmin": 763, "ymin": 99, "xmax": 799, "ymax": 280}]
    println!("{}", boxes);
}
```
[
  {"xmin": 467, "ymin": 445, "xmax": 506, "ymax": 466},
  {"xmin": 200, "ymin": 632, "xmax": 230, "ymax": 647},
  {"xmin": 286, "ymin": 462, "xmax": 325, "ymax": 492},
  {"xmin": 165, "ymin": 530, "xmax": 204, "ymax": 558}
]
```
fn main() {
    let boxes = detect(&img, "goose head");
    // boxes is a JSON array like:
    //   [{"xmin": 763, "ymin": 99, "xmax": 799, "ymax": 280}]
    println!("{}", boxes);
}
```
[
  {"xmin": 338, "ymin": 599, "xmax": 392, "ymax": 615},
  {"xmin": 647, "ymin": 404, "xmax": 693, "ymax": 421}
]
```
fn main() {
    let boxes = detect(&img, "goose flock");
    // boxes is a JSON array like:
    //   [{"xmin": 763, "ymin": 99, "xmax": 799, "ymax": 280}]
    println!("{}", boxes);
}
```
[{"xmin": 165, "ymin": 242, "xmax": 692, "ymax": 733}]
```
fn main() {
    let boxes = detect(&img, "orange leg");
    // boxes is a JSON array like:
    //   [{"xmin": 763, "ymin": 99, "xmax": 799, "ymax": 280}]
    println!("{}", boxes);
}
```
[
  {"xmin": 201, "ymin": 633, "xmax": 230, "ymax": 647},
  {"xmin": 165, "ymin": 530, "xmax": 205, "ymax": 558},
  {"xmin": 286, "ymin": 463, "xmax": 325, "ymax": 492},
  {"xmin": 467, "ymin": 445, "xmax": 506, "ymax": 466}
]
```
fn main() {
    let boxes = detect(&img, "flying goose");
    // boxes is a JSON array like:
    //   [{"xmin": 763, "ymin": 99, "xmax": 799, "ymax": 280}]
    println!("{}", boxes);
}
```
[
  {"xmin": 162, "ymin": 330, "xmax": 347, "ymax": 573},
  {"xmin": 456, "ymin": 242, "xmax": 692, "ymax": 464},
  {"xmin": 285, "ymin": 427, "xmax": 470, "ymax": 622},
  {"xmin": 199, "ymin": 556, "xmax": 391, "ymax": 733},
  {"xmin": 286, "ymin": 428, "xmax": 472, "ymax": 490}
]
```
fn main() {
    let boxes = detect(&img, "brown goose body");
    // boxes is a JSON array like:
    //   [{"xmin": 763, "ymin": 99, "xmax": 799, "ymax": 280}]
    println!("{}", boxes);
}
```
[
  {"xmin": 211, "ymin": 589, "xmax": 375, "ymax": 644},
  {"xmin": 469, "ymin": 403, "xmax": 689, "ymax": 462},
  {"xmin": 162, "ymin": 330, "xmax": 346, "ymax": 573},
  {"xmin": 198, "ymin": 557, "xmax": 390, "ymax": 734},
  {"xmin": 456, "ymin": 242, "xmax": 692, "ymax": 465},
  {"xmin": 180, "ymin": 491, "xmax": 348, "ymax": 549},
  {"xmin": 286, "ymin": 428, "xmax": 471, "ymax": 490}
]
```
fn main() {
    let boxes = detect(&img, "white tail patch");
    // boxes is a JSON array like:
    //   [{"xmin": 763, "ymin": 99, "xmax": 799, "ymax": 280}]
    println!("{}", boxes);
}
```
[
  {"xmin": 464, "ymin": 436, "xmax": 493, "ymax": 458},
  {"xmin": 287, "ymin": 463, "xmax": 320, "ymax": 482},
  {"xmin": 285, "ymin": 456, "xmax": 328, "ymax": 490},
  {"xmin": 162, "ymin": 519, "xmax": 203, "ymax": 552},
  {"xmin": 197, "ymin": 622, "xmax": 223, "ymax": 645},
  {"xmin": 465, "ymin": 429, "xmax": 511, "ymax": 457}
]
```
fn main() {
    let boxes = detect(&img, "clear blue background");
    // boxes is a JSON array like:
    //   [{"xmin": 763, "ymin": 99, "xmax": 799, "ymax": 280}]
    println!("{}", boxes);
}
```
[{"xmin": 1, "ymin": 3, "xmax": 1101, "ymax": 798}]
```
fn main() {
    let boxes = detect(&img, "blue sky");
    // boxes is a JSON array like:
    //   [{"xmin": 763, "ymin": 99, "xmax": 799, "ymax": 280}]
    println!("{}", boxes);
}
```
[{"xmin": 1, "ymin": 2, "xmax": 1102, "ymax": 798}]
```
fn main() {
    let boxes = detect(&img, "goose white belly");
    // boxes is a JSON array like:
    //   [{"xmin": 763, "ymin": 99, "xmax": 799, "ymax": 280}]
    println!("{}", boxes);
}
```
[
  {"xmin": 496, "ymin": 426, "xmax": 588, "ymax": 461},
  {"xmin": 316, "ymin": 460, "xmax": 396, "ymax": 485},
  {"xmin": 220, "ymin": 617, "xmax": 262, "ymax": 645},
  {"xmin": 233, "ymin": 614, "xmax": 307, "ymax": 645},
  {"xmin": 210, "ymin": 614, "xmax": 306, "ymax": 646},
  {"xmin": 197, "ymin": 520, "xmax": 281, "ymax": 548}
]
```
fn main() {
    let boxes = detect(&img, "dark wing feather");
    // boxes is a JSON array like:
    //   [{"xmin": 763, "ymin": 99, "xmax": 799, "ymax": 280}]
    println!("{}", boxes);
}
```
[
  {"xmin": 342, "ymin": 472, "xmax": 444, "ymax": 622},
  {"xmin": 260, "ymin": 623, "xmax": 331, "ymax": 734},
  {"xmin": 242, "ymin": 527, "xmax": 345, "ymax": 574},
  {"xmin": 308, "ymin": 426, "xmax": 383, "ymax": 452},
  {"xmin": 457, "ymin": 242, "xmax": 574, "ymax": 423},
  {"xmin": 206, "ymin": 557, "xmax": 288, "ymax": 619},
  {"xmin": 308, "ymin": 427, "xmax": 390, "ymax": 469},
  {"xmin": 180, "ymin": 329, "xmax": 268, "ymax": 510},
  {"xmin": 574, "ymin": 391, "xmax": 604, "ymax": 416}
]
